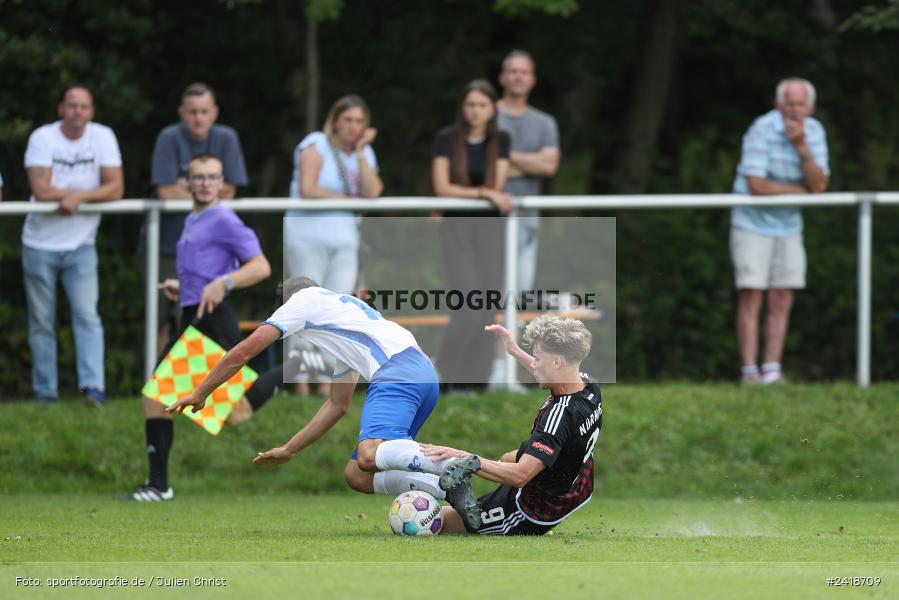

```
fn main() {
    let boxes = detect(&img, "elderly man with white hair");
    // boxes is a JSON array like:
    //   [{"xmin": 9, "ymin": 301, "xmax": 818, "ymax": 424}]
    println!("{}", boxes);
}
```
[{"xmin": 730, "ymin": 78, "xmax": 830, "ymax": 385}]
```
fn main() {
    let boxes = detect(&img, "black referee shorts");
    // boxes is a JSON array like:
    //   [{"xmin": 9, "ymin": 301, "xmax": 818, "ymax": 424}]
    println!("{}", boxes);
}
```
[
  {"xmin": 472, "ymin": 485, "xmax": 554, "ymax": 536},
  {"xmin": 154, "ymin": 303, "xmax": 240, "ymax": 367}
]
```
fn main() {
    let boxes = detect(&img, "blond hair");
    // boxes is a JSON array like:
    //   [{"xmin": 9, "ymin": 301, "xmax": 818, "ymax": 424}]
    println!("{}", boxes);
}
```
[
  {"xmin": 522, "ymin": 315, "xmax": 592, "ymax": 365},
  {"xmin": 322, "ymin": 95, "xmax": 370, "ymax": 142}
]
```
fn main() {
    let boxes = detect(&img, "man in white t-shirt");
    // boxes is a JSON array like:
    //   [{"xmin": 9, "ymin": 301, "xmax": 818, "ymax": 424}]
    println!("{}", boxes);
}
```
[{"xmin": 22, "ymin": 85, "xmax": 124, "ymax": 404}]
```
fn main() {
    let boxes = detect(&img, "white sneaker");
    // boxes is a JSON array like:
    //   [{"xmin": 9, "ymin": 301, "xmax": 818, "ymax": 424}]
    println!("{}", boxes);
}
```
[
  {"xmin": 118, "ymin": 483, "xmax": 174, "ymax": 501},
  {"xmin": 761, "ymin": 371, "xmax": 786, "ymax": 385},
  {"xmin": 740, "ymin": 373, "xmax": 761, "ymax": 385}
]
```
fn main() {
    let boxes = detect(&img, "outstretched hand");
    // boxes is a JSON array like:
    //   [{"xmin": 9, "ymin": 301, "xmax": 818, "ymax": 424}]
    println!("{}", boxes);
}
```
[
  {"xmin": 420, "ymin": 443, "xmax": 469, "ymax": 462},
  {"xmin": 165, "ymin": 392, "xmax": 206, "ymax": 415},
  {"xmin": 252, "ymin": 446, "xmax": 295, "ymax": 466},
  {"xmin": 485, "ymin": 324, "xmax": 517, "ymax": 353}
]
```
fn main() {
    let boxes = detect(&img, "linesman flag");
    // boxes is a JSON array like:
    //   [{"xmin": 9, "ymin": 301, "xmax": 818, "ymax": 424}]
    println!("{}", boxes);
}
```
[{"xmin": 142, "ymin": 325, "xmax": 258, "ymax": 435}]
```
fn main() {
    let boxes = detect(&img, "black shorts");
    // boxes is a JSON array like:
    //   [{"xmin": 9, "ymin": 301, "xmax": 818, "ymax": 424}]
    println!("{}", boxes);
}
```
[
  {"xmin": 472, "ymin": 485, "xmax": 554, "ymax": 536},
  {"xmin": 154, "ymin": 303, "xmax": 240, "ymax": 367}
]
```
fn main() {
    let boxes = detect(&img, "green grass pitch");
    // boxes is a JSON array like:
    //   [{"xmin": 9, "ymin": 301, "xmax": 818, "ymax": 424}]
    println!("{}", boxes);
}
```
[
  {"xmin": 3, "ymin": 495, "xmax": 897, "ymax": 599},
  {"xmin": 2, "ymin": 384, "xmax": 898, "ymax": 598}
]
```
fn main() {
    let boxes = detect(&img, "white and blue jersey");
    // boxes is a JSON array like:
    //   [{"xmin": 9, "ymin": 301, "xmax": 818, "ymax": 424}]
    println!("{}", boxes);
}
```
[
  {"xmin": 263, "ymin": 287, "xmax": 439, "ymax": 451},
  {"xmin": 264, "ymin": 287, "xmax": 427, "ymax": 381}
]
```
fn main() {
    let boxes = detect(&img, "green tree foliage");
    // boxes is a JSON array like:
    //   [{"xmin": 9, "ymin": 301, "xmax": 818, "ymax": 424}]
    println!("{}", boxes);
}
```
[
  {"xmin": 840, "ymin": 0, "xmax": 899, "ymax": 31},
  {"xmin": 1, "ymin": 0, "xmax": 898, "ymax": 398},
  {"xmin": 306, "ymin": 0, "xmax": 344, "ymax": 22},
  {"xmin": 493, "ymin": 0, "xmax": 579, "ymax": 18}
]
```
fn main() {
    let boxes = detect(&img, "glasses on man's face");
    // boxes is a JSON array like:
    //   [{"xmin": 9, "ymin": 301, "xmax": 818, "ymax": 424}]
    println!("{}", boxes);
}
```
[{"xmin": 189, "ymin": 174, "xmax": 223, "ymax": 183}]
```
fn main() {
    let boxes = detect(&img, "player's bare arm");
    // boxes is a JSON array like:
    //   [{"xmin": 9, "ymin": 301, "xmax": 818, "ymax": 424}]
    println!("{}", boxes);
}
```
[
  {"xmin": 197, "ymin": 253, "xmax": 271, "ymax": 318},
  {"xmin": 485, "ymin": 324, "xmax": 535, "ymax": 371},
  {"xmin": 499, "ymin": 450, "xmax": 518, "ymax": 463},
  {"xmin": 166, "ymin": 324, "xmax": 281, "ymax": 415},
  {"xmin": 422, "ymin": 443, "xmax": 545, "ymax": 488},
  {"xmin": 253, "ymin": 370, "xmax": 360, "ymax": 466},
  {"xmin": 475, "ymin": 454, "xmax": 545, "ymax": 488}
]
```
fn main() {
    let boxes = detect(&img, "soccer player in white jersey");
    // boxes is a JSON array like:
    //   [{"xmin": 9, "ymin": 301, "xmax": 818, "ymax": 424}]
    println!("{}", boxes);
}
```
[{"xmin": 167, "ymin": 276, "xmax": 477, "ymax": 516}]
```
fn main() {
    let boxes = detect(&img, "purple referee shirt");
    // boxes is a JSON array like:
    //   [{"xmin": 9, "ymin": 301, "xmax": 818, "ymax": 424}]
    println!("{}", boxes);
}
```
[{"xmin": 175, "ymin": 203, "xmax": 262, "ymax": 307}]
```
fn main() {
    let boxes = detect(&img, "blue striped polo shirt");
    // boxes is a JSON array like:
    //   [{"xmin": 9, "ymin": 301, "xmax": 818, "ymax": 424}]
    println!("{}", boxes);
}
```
[{"xmin": 731, "ymin": 109, "xmax": 829, "ymax": 236}]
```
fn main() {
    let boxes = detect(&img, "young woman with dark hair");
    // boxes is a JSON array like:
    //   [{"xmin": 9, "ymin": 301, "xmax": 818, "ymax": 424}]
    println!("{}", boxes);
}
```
[{"xmin": 431, "ymin": 79, "xmax": 511, "ymax": 392}]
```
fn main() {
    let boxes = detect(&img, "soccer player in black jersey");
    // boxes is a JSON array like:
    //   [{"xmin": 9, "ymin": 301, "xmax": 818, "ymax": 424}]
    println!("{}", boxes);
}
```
[{"xmin": 424, "ymin": 314, "xmax": 602, "ymax": 535}]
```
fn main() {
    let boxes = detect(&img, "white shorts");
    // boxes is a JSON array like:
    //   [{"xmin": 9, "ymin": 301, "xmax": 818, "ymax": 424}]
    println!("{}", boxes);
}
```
[{"xmin": 730, "ymin": 227, "xmax": 806, "ymax": 289}]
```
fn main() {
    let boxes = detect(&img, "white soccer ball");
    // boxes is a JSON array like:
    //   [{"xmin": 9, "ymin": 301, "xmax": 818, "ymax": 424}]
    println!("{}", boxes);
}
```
[{"xmin": 388, "ymin": 491, "xmax": 443, "ymax": 536}]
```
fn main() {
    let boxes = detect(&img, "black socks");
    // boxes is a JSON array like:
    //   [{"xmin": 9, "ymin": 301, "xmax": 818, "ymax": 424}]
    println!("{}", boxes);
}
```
[
  {"xmin": 146, "ymin": 418, "xmax": 174, "ymax": 490},
  {"xmin": 245, "ymin": 363, "xmax": 286, "ymax": 412}
]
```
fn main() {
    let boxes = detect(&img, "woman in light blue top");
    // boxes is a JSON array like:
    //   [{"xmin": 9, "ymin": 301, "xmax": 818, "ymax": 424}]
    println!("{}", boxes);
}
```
[{"xmin": 286, "ymin": 95, "xmax": 383, "ymax": 394}]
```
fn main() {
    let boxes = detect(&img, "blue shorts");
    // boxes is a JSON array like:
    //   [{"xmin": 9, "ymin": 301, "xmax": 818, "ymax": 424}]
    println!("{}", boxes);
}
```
[{"xmin": 351, "ymin": 347, "xmax": 439, "ymax": 459}]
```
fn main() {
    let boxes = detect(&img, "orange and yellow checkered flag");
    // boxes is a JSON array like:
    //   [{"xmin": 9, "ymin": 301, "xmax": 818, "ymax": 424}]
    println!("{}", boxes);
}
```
[{"xmin": 142, "ymin": 325, "xmax": 258, "ymax": 435}]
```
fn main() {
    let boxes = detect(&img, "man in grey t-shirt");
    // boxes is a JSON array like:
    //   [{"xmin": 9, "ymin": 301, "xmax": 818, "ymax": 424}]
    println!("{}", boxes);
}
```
[
  {"xmin": 492, "ymin": 50, "xmax": 560, "ymax": 390},
  {"xmin": 148, "ymin": 82, "xmax": 248, "ymax": 347},
  {"xmin": 497, "ymin": 50, "xmax": 560, "ymax": 292}
]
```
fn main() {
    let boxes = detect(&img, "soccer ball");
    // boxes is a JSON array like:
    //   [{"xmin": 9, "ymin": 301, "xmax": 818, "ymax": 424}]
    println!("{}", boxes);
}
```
[{"xmin": 388, "ymin": 491, "xmax": 443, "ymax": 536}]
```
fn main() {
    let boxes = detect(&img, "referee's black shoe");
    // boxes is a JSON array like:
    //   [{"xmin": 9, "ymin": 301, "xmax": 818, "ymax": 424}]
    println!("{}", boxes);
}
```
[{"xmin": 440, "ymin": 455, "xmax": 482, "ymax": 531}]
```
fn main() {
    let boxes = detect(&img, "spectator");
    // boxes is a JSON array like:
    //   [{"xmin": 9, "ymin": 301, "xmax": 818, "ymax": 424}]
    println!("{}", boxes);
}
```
[
  {"xmin": 22, "ymin": 84, "xmax": 124, "ymax": 405},
  {"xmin": 731, "ymin": 78, "xmax": 829, "ymax": 384},
  {"xmin": 148, "ymin": 82, "xmax": 248, "ymax": 352},
  {"xmin": 497, "ymin": 49, "xmax": 560, "ymax": 289},
  {"xmin": 431, "ymin": 79, "xmax": 511, "ymax": 392},
  {"xmin": 488, "ymin": 49, "xmax": 561, "ymax": 390},
  {"xmin": 122, "ymin": 153, "xmax": 275, "ymax": 501},
  {"xmin": 285, "ymin": 94, "xmax": 383, "ymax": 396}
]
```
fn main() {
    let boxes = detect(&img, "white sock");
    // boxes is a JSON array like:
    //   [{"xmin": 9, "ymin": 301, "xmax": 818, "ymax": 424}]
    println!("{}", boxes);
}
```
[
  {"xmin": 373, "ymin": 470, "xmax": 445, "ymax": 499},
  {"xmin": 375, "ymin": 439, "xmax": 452, "ymax": 475},
  {"xmin": 760, "ymin": 362, "xmax": 782, "ymax": 383}
]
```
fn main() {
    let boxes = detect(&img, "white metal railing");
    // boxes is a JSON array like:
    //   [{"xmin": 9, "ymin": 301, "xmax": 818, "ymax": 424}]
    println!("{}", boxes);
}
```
[{"xmin": 0, "ymin": 193, "xmax": 884, "ymax": 387}]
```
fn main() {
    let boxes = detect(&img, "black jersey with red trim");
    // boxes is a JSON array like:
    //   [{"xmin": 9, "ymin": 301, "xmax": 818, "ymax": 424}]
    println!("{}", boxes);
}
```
[{"xmin": 514, "ymin": 374, "xmax": 602, "ymax": 523}]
